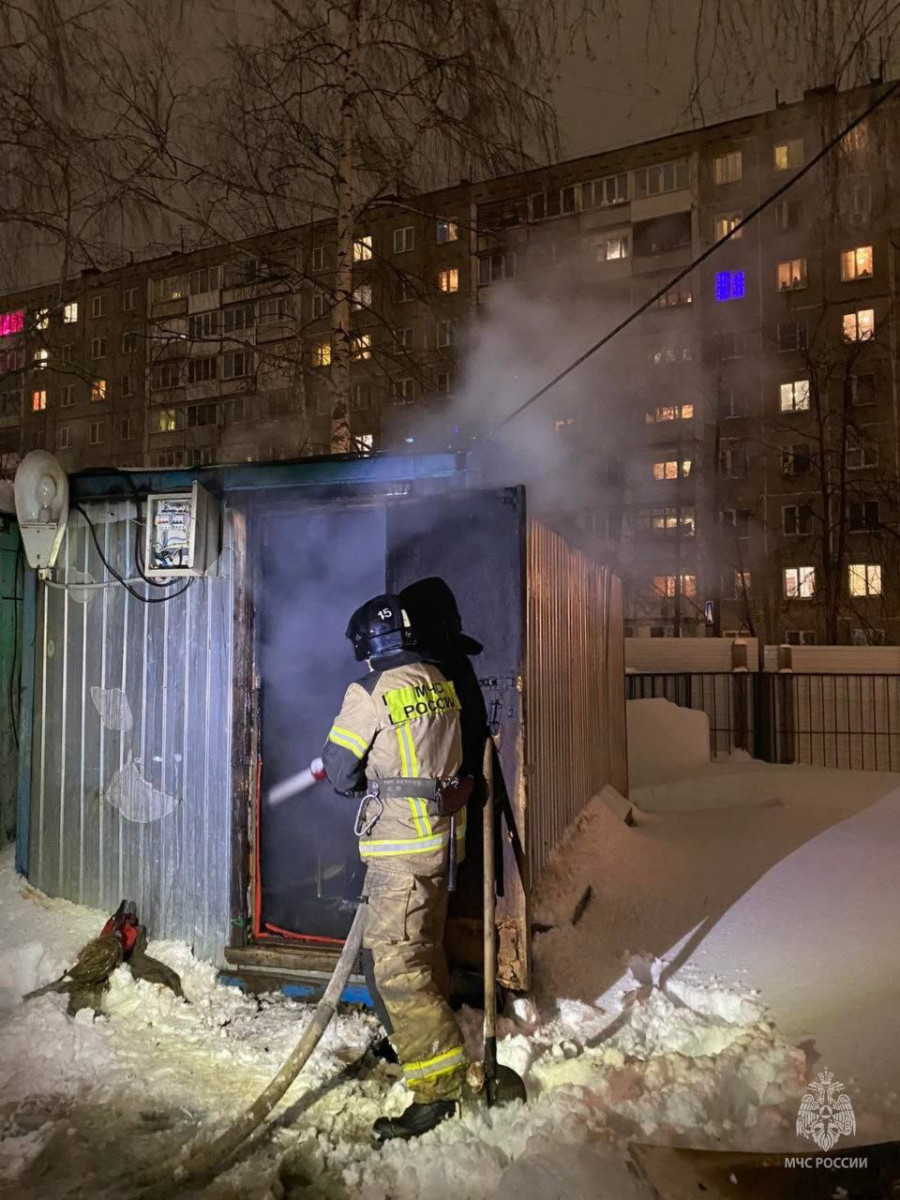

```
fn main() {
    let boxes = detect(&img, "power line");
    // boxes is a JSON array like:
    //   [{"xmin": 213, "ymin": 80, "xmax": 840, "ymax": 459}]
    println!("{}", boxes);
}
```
[{"xmin": 486, "ymin": 79, "xmax": 900, "ymax": 439}]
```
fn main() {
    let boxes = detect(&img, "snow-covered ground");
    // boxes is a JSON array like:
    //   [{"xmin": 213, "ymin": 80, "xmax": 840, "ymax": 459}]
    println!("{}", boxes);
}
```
[{"xmin": 1, "ymin": 700, "xmax": 897, "ymax": 1197}]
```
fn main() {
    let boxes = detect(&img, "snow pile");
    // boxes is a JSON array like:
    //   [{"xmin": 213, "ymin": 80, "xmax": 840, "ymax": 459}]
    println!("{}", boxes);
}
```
[{"xmin": 626, "ymin": 699, "xmax": 709, "ymax": 787}]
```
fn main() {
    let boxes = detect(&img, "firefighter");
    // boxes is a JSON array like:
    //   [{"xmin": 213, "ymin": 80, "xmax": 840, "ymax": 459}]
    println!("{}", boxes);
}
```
[{"xmin": 321, "ymin": 594, "xmax": 471, "ymax": 1142}]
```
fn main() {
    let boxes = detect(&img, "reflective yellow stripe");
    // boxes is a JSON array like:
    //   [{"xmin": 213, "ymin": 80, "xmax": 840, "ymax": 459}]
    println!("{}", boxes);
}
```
[
  {"xmin": 359, "ymin": 831, "xmax": 449, "ymax": 857},
  {"xmin": 396, "ymin": 726, "xmax": 410, "ymax": 776},
  {"xmin": 328, "ymin": 726, "xmax": 368, "ymax": 759},
  {"xmin": 417, "ymin": 797, "xmax": 433, "ymax": 836},
  {"xmin": 408, "ymin": 797, "xmax": 426, "ymax": 837},
  {"xmin": 403, "ymin": 1046, "xmax": 466, "ymax": 1081}
]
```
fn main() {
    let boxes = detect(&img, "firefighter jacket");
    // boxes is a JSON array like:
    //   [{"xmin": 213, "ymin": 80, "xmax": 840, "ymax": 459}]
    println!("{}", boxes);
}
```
[{"xmin": 322, "ymin": 652, "xmax": 465, "ymax": 864}]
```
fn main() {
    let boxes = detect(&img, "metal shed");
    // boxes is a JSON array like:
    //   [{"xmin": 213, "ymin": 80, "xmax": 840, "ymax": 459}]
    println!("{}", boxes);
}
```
[{"xmin": 16, "ymin": 453, "xmax": 626, "ymax": 988}]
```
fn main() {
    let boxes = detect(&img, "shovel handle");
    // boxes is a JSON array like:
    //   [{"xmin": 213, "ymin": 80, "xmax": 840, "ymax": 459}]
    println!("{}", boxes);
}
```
[
  {"xmin": 447, "ymin": 815, "xmax": 458, "ymax": 892},
  {"xmin": 483, "ymin": 737, "xmax": 497, "ymax": 1047}
]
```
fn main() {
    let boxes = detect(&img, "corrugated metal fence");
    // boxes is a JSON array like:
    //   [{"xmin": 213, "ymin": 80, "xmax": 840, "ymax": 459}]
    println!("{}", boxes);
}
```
[
  {"xmin": 28, "ymin": 500, "xmax": 234, "ymax": 962},
  {"xmin": 526, "ymin": 522, "xmax": 626, "ymax": 883}
]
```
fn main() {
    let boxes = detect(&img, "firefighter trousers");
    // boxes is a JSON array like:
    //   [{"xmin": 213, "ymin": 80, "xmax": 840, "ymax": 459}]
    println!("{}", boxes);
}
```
[{"xmin": 362, "ymin": 858, "xmax": 466, "ymax": 1102}]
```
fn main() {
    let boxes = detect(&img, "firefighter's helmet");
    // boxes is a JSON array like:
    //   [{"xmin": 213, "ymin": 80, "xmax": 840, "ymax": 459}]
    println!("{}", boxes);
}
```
[{"xmin": 346, "ymin": 594, "xmax": 416, "ymax": 662}]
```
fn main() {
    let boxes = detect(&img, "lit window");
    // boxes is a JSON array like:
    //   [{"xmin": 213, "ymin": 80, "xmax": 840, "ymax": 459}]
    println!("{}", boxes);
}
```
[
  {"xmin": 311, "ymin": 341, "xmax": 331, "ymax": 367},
  {"xmin": 714, "ymin": 213, "xmax": 742, "ymax": 241},
  {"xmin": 842, "ymin": 124, "xmax": 869, "ymax": 155},
  {"xmin": 90, "ymin": 295, "xmax": 106, "ymax": 318},
  {"xmin": 0, "ymin": 310, "xmax": 24, "ymax": 337},
  {"xmin": 355, "ymin": 433, "xmax": 375, "ymax": 453},
  {"xmin": 34, "ymin": 308, "xmax": 49, "ymax": 330},
  {"xmin": 780, "ymin": 380, "xmax": 810, "ymax": 412},
  {"xmin": 91, "ymin": 379, "xmax": 107, "ymax": 403},
  {"xmin": 713, "ymin": 151, "xmax": 742, "ymax": 185},
  {"xmin": 31, "ymin": 389, "xmax": 47, "ymax": 411},
  {"xmin": 437, "ymin": 219, "xmax": 459, "ymax": 243},
  {"xmin": 351, "ymin": 284, "xmax": 372, "ymax": 312},
  {"xmin": 841, "ymin": 246, "xmax": 873, "ymax": 281},
  {"xmin": 652, "ymin": 573, "xmax": 696, "ymax": 598},
  {"xmin": 842, "ymin": 309, "xmax": 875, "ymax": 341},
  {"xmin": 393, "ymin": 226, "xmax": 414, "ymax": 254},
  {"xmin": 353, "ymin": 235, "xmax": 373, "ymax": 262},
  {"xmin": 63, "ymin": 302, "xmax": 78, "ymax": 324},
  {"xmin": 784, "ymin": 566, "xmax": 816, "ymax": 598},
  {"xmin": 156, "ymin": 407, "xmax": 178, "ymax": 433},
  {"xmin": 715, "ymin": 270, "xmax": 746, "ymax": 302},
  {"xmin": 657, "ymin": 282, "xmax": 692, "ymax": 307},
  {"xmin": 777, "ymin": 259, "xmax": 807, "ymax": 290},
  {"xmin": 351, "ymin": 333, "xmax": 372, "ymax": 360},
  {"xmin": 592, "ymin": 231, "xmax": 630, "ymax": 262},
  {"xmin": 649, "ymin": 404, "xmax": 693, "ymax": 422},
  {"xmin": 652, "ymin": 458, "xmax": 691, "ymax": 480},
  {"xmin": 33, "ymin": 348, "xmax": 49, "ymax": 370},
  {"xmin": 731, "ymin": 570, "xmax": 751, "ymax": 597},
  {"xmin": 438, "ymin": 268, "xmax": 460, "ymax": 293},
  {"xmin": 646, "ymin": 507, "xmax": 694, "ymax": 535},
  {"xmin": 58, "ymin": 425, "xmax": 70, "ymax": 450},
  {"xmin": 554, "ymin": 418, "xmax": 576, "ymax": 433},
  {"xmin": 774, "ymin": 139, "xmax": 804, "ymax": 170},
  {"xmin": 849, "ymin": 563, "xmax": 882, "ymax": 597}
]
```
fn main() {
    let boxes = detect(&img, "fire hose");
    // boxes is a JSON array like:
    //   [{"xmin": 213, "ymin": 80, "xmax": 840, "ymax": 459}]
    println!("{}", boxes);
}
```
[{"xmin": 129, "ymin": 902, "xmax": 366, "ymax": 1197}]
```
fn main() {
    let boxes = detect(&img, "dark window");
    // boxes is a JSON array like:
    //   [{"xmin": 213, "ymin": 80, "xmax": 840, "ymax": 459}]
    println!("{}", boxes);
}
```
[
  {"xmin": 774, "ymin": 199, "xmax": 802, "ymax": 231},
  {"xmin": 777, "ymin": 320, "xmax": 808, "ymax": 352},
  {"xmin": 783, "ymin": 504, "xmax": 813, "ymax": 535},
  {"xmin": 851, "ymin": 374, "xmax": 876, "ymax": 405},
  {"xmin": 782, "ymin": 444, "xmax": 811, "ymax": 475},
  {"xmin": 848, "ymin": 500, "xmax": 880, "ymax": 531},
  {"xmin": 633, "ymin": 212, "xmax": 692, "ymax": 257},
  {"xmin": 722, "ymin": 509, "xmax": 751, "ymax": 538},
  {"xmin": 719, "ymin": 330, "xmax": 746, "ymax": 360}
]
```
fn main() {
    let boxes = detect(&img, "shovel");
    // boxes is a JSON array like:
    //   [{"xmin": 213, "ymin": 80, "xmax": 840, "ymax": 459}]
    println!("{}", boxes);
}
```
[{"xmin": 481, "ymin": 736, "xmax": 528, "ymax": 1106}]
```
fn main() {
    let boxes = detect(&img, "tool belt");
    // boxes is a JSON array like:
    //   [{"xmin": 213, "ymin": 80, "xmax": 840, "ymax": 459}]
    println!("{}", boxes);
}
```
[{"xmin": 371, "ymin": 775, "xmax": 474, "ymax": 817}]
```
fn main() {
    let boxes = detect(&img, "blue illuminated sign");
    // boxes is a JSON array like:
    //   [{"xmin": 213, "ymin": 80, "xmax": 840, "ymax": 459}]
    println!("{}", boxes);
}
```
[{"xmin": 716, "ymin": 270, "xmax": 746, "ymax": 302}]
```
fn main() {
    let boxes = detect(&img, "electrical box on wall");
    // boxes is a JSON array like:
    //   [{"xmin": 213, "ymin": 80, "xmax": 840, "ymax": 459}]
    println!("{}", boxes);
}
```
[{"xmin": 144, "ymin": 482, "xmax": 219, "ymax": 578}]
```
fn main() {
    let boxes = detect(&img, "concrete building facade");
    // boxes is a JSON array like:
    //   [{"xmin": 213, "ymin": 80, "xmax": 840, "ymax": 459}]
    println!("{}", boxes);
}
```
[{"xmin": 1, "ymin": 82, "xmax": 898, "ymax": 643}]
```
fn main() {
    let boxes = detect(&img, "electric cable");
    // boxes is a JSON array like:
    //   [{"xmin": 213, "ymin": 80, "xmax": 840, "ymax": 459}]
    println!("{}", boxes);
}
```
[
  {"xmin": 486, "ymin": 78, "xmax": 900, "ymax": 439},
  {"xmin": 8, "ymin": 541, "xmax": 22, "ymax": 750},
  {"xmin": 71, "ymin": 502, "xmax": 194, "ymax": 604}
]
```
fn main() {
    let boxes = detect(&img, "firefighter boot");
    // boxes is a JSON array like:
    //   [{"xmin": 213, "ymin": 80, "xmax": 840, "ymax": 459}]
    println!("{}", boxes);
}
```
[{"xmin": 372, "ymin": 1100, "xmax": 456, "ymax": 1143}]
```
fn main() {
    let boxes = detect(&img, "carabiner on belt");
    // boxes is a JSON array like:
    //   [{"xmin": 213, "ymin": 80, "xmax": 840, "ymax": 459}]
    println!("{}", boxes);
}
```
[{"xmin": 354, "ymin": 791, "xmax": 383, "ymax": 838}]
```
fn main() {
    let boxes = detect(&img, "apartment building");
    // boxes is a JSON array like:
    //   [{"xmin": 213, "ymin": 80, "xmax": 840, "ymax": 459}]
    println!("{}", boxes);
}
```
[{"xmin": 1, "ymin": 82, "xmax": 897, "ymax": 642}]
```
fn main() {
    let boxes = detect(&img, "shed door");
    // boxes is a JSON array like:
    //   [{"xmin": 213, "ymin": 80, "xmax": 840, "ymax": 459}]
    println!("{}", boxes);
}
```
[{"xmin": 386, "ymin": 486, "xmax": 529, "ymax": 989}]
